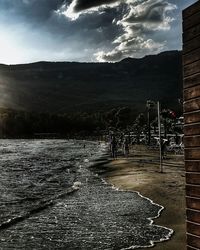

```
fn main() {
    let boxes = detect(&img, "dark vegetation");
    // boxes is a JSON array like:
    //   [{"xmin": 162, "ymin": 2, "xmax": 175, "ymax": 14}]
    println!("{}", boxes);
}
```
[
  {"xmin": 0, "ymin": 107, "xmax": 135, "ymax": 138},
  {"xmin": 0, "ymin": 51, "xmax": 183, "ymax": 138}
]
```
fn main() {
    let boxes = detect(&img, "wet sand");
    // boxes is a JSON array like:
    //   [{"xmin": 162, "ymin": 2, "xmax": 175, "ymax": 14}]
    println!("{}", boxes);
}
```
[{"xmin": 99, "ymin": 145, "xmax": 186, "ymax": 250}]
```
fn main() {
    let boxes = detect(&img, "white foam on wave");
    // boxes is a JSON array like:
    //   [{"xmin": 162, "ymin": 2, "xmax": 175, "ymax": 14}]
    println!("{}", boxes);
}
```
[
  {"xmin": 93, "ymin": 142, "xmax": 173, "ymax": 248},
  {"xmin": 75, "ymin": 141, "xmax": 172, "ymax": 249},
  {"xmin": 72, "ymin": 181, "xmax": 82, "ymax": 190},
  {"xmin": 99, "ymin": 170, "xmax": 173, "ymax": 250}
]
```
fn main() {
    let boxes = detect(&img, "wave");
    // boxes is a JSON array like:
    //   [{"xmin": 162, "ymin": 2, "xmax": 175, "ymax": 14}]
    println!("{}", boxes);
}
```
[{"xmin": 0, "ymin": 186, "xmax": 78, "ymax": 231}]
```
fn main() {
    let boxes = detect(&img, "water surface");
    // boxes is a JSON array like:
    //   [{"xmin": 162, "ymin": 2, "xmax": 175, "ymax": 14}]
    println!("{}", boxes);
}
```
[{"xmin": 0, "ymin": 139, "xmax": 172, "ymax": 249}]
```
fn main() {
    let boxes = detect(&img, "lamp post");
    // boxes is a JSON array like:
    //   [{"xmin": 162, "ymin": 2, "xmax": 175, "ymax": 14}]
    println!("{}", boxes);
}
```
[
  {"xmin": 157, "ymin": 101, "xmax": 163, "ymax": 173},
  {"xmin": 146, "ymin": 100, "xmax": 155, "ymax": 145}
]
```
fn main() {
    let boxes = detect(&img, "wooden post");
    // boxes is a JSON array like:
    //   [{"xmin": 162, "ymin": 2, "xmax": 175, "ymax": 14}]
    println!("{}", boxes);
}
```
[
  {"xmin": 157, "ymin": 101, "xmax": 163, "ymax": 173},
  {"xmin": 146, "ymin": 100, "xmax": 151, "ymax": 145},
  {"xmin": 183, "ymin": 1, "xmax": 200, "ymax": 249},
  {"xmin": 146, "ymin": 100, "xmax": 156, "ymax": 145},
  {"xmin": 147, "ymin": 107, "xmax": 150, "ymax": 145}
]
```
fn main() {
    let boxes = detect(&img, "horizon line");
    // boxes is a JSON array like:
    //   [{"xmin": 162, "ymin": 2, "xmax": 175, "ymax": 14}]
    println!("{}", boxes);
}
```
[{"xmin": 0, "ymin": 50, "xmax": 182, "ymax": 66}]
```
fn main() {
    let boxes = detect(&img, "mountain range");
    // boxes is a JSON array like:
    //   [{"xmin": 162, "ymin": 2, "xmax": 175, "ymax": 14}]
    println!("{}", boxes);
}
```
[{"xmin": 0, "ymin": 50, "xmax": 183, "ymax": 114}]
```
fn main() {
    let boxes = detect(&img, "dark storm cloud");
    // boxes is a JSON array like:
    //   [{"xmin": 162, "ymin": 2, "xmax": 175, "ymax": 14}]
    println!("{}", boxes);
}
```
[
  {"xmin": 72, "ymin": 0, "xmax": 119, "ymax": 12},
  {"xmin": 49, "ymin": 6, "xmax": 120, "ymax": 48}
]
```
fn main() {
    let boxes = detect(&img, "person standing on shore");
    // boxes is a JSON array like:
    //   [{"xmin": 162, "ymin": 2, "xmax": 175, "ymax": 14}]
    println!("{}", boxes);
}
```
[
  {"xmin": 123, "ymin": 137, "xmax": 129, "ymax": 157},
  {"xmin": 110, "ymin": 134, "xmax": 117, "ymax": 158},
  {"xmin": 161, "ymin": 138, "xmax": 168, "ymax": 160}
]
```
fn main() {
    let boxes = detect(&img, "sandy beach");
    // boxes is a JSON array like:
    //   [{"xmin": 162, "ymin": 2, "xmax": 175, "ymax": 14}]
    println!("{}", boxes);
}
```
[{"xmin": 98, "ymin": 145, "xmax": 186, "ymax": 250}]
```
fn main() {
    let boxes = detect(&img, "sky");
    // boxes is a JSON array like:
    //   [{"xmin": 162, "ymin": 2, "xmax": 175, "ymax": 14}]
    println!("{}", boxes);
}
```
[{"xmin": 0, "ymin": 0, "xmax": 197, "ymax": 64}]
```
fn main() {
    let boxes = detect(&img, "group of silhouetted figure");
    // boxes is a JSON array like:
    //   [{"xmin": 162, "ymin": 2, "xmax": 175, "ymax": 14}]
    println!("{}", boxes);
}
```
[
  {"xmin": 109, "ymin": 133, "xmax": 130, "ymax": 158},
  {"xmin": 109, "ymin": 133, "xmax": 171, "ymax": 159}
]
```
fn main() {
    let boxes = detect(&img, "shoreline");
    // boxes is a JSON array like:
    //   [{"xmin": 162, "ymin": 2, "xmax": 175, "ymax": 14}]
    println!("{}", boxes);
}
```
[{"xmin": 94, "ymin": 145, "xmax": 186, "ymax": 250}]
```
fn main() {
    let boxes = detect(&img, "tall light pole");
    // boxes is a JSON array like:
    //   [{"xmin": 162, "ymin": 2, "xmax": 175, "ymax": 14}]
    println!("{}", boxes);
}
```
[
  {"xmin": 146, "ymin": 100, "xmax": 155, "ymax": 145},
  {"xmin": 147, "ymin": 105, "xmax": 150, "ymax": 145},
  {"xmin": 157, "ymin": 101, "xmax": 163, "ymax": 173}
]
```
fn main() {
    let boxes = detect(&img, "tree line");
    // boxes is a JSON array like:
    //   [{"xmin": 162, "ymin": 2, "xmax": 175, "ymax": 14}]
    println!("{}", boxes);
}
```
[{"xmin": 0, "ymin": 106, "xmax": 182, "ymax": 139}]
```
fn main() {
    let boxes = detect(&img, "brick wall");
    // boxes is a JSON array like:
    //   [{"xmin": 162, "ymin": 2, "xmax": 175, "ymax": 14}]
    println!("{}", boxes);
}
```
[{"xmin": 183, "ymin": 1, "xmax": 200, "ymax": 249}]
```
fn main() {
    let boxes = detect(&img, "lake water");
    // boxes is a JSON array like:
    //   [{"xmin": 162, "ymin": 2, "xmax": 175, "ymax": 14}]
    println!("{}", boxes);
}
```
[{"xmin": 0, "ymin": 139, "xmax": 172, "ymax": 249}]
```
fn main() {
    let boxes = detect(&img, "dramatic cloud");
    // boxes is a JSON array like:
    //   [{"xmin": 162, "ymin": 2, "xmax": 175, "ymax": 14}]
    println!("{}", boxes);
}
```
[
  {"xmin": 58, "ymin": 0, "xmax": 122, "ymax": 20},
  {"xmin": 0, "ymin": 0, "xmax": 197, "ymax": 64},
  {"xmin": 101, "ymin": 0, "xmax": 177, "ymax": 61},
  {"xmin": 71, "ymin": 0, "xmax": 119, "ymax": 12},
  {"xmin": 95, "ymin": 37, "xmax": 165, "ymax": 62},
  {"xmin": 58, "ymin": 0, "xmax": 177, "ymax": 61}
]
